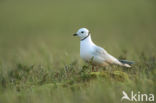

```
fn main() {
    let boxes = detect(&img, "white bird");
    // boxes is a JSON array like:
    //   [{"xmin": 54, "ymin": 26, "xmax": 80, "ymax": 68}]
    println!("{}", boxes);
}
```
[{"xmin": 73, "ymin": 28, "xmax": 134, "ymax": 70}]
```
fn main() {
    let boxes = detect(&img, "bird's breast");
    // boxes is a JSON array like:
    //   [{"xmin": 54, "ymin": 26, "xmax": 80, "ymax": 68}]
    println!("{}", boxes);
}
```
[{"xmin": 80, "ymin": 43, "xmax": 94, "ymax": 61}]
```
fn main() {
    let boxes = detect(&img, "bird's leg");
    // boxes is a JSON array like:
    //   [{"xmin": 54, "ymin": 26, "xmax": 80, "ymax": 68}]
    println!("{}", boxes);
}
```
[
  {"xmin": 92, "ymin": 65, "xmax": 95, "ymax": 72},
  {"xmin": 95, "ymin": 66, "xmax": 98, "ymax": 72}
]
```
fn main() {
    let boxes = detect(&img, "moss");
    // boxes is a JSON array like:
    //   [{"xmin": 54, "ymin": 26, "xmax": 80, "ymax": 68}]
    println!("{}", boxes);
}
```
[
  {"xmin": 90, "ymin": 72, "xmax": 110, "ymax": 78},
  {"xmin": 110, "ymin": 71, "xmax": 129, "ymax": 82},
  {"xmin": 87, "ymin": 71, "xmax": 129, "ymax": 82}
]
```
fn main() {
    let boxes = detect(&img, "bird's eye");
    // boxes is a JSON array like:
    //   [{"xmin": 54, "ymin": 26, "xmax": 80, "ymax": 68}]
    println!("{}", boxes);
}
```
[{"xmin": 81, "ymin": 31, "xmax": 84, "ymax": 33}]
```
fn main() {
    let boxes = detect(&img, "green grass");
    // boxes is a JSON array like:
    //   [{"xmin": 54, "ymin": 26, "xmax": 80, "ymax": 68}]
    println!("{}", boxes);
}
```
[{"xmin": 0, "ymin": 0, "xmax": 156, "ymax": 103}]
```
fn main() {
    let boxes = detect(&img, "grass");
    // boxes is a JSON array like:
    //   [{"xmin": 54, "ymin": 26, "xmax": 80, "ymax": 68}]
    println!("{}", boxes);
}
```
[{"xmin": 0, "ymin": 0, "xmax": 156, "ymax": 103}]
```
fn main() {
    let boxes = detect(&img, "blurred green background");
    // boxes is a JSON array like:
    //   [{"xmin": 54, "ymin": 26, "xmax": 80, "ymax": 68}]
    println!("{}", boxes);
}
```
[{"xmin": 0, "ymin": 0, "xmax": 156, "ymax": 103}]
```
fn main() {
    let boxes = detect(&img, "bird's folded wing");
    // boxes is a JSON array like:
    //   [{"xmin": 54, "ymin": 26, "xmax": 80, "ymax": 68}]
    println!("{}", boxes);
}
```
[
  {"xmin": 94, "ymin": 46, "xmax": 107, "ymax": 54},
  {"xmin": 93, "ymin": 46, "xmax": 121, "ymax": 64},
  {"xmin": 93, "ymin": 46, "xmax": 109, "ymax": 58}
]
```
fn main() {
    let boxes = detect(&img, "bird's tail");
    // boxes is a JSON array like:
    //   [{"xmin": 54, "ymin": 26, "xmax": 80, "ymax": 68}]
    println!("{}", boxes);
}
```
[{"xmin": 119, "ymin": 60, "xmax": 135, "ymax": 68}]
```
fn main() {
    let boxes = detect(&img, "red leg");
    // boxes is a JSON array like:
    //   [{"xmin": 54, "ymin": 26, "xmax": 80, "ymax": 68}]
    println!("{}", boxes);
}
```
[
  {"xmin": 96, "ymin": 66, "xmax": 98, "ymax": 72},
  {"xmin": 92, "ymin": 65, "xmax": 95, "ymax": 72}
]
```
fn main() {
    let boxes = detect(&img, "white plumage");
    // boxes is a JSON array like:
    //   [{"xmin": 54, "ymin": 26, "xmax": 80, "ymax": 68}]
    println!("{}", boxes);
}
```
[{"xmin": 73, "ymin": 28, "xmax": 132, "ymax": 68}]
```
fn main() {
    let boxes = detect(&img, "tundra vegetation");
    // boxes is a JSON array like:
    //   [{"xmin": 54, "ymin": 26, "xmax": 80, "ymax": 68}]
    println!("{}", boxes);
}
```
[{"xmin": 0, "ymin": 0, "xmax": 156, "ymax": 103}]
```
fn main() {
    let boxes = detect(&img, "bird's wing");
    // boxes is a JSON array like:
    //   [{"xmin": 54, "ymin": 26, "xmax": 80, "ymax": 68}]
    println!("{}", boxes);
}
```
[
  {"xmin": 93, "ymin": 45, "xmax": 122, "ymax": 65},
  {"xmin": 93, "ymin": 46, "xmax": 108, "ymax": 57}
]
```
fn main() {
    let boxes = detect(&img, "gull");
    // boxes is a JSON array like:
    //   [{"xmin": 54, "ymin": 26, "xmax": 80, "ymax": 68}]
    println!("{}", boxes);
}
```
[{"xmin": 73, "ymin": 28, "xmax": 134, "ymax": 71}]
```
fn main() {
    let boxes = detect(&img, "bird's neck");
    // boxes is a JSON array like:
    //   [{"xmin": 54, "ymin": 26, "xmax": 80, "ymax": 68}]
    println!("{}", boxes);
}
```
[{"xmin": 80, "ymin": 35, "xmax": 95, "ymax": 46}]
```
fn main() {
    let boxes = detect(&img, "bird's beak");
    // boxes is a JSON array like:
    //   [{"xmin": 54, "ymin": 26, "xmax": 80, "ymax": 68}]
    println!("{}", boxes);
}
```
[{"xmin": 73, "ymin": 34, "xmax": 77, "ymax": 36}]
